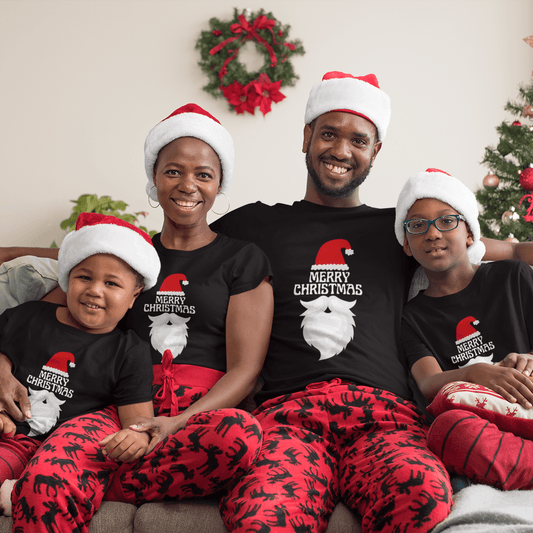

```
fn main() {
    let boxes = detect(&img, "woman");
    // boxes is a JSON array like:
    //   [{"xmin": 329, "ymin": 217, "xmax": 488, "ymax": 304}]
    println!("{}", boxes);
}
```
[{"xmin": 0, "ymin": 103, "xmax": 274, "ymax": 532}]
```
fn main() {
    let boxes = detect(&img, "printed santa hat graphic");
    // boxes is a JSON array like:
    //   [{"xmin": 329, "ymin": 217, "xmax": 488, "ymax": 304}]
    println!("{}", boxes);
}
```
[
  {"xmin": 43, "ymin": 352, "xmax": 76, "ymax": 378},
  {"xmin": 311, "ymin": 239, "xmax": 354, "ymax": 271},
  {"xmin": 455, "ymin": 316, "xmax": 481, "ymax": 346},
  {"xmin": 157, "ymin": 273, "xmax": 189, "ymax": 296}
]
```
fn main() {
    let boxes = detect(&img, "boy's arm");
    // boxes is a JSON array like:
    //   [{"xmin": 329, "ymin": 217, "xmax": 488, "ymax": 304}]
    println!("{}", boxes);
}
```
[
  {"xmin": 412, "ymin": 356, "xmax": 533, "ymax": 408},
  {"xmin": 99, "ymin": 401, "xmax": 154, "ymax": 462},
  {"xmin": 482, "ymin": 237, "xmax": 533, "ymax": 264},
  {"xmin": 0, "ymin": 247, "xmax": 59, "ymax": 266}
]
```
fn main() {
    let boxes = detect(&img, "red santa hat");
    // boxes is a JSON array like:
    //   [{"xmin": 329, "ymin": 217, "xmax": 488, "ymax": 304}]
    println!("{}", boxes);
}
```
[
  {"xmin": 395, "ymin": 168, "xmax": 485, "ymax": 264},
  {"xmin": 43, "ymin": 352, "xmax": 76, "ymax": 378},
  {"xmin": 455, "ymin": 316, "xmax": 481, "ymax": 346},
  {"xmin": 304, "ymin": 72, "xmax": 391, "ymax": 141},
  {"xmin": 58, "ymin": 213, "xmax": 161, "ymax": 292},
  {"xmin": 157, "ymin": 273, "xmax": 189, "ymax": 296},
  {"xmin": 312, "ymin": 239, "xmax": 354, "ymax": 271},
  {"xmin": 144, "ymin": 103, "xmax": 235, "ymax": 201}
]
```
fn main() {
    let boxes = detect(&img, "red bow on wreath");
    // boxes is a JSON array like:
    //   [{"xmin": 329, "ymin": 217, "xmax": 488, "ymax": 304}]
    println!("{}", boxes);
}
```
[{"xmin": 210, "ymin": 14, "xmax": 279, "ymax": 78}]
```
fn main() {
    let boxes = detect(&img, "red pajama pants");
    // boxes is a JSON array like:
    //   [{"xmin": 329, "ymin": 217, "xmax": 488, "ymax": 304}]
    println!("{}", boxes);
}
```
[
  {"xmin": 10, "ymin": 363, "xmax": 263, "ymax": 533},
  {"xmin": 221, "ymin": 380, "xmax": 452, "ymax": 533},
  {"xmin": 428, "ymin": 410, "xmax": 533, "ymax": 490}
]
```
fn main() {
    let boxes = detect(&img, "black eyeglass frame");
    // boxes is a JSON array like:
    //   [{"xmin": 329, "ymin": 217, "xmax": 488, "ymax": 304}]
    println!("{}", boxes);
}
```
[{"xmin": 403, "ymin": 214, "xmax": 466, "ymax": 235}]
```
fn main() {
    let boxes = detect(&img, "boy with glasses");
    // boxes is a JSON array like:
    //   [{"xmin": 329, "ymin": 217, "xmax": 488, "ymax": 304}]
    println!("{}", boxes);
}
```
[{"xmin": 396, "ymin": 167, "xmax": 533, "ymax": 490}]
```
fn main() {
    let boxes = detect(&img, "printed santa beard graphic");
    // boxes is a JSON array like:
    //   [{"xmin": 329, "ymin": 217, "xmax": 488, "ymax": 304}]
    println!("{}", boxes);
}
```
[
  {"xmin": 300, "ymin": 296, "xmax": 356, "ymax": 360},
  {"xmin": 299, "ymin": 239, "xmax": 357, "ymax": 360},
  {"xmin": 149, "ymin": 313, "xmax": 190, "ymax": 361},
  {"xmin": 27, "ymin": 387, "xmax": 65, "ymax": 437}
]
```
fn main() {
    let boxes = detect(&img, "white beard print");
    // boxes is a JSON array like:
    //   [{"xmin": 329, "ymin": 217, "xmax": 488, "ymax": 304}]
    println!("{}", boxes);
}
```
[
  {"xmin": 149, "ymin": 313, "xmax": 190, "ymax": 361},
  {"xmin": 300, "ymin": 295, "xmax": 356, "ymax": 360},
  {"xmin": 26, "ymin": 387, "xmax": 66, "ymax": 437},
  {"xmin": 459, "ymin": 353, "xmax": 494, "ymax": 368}
]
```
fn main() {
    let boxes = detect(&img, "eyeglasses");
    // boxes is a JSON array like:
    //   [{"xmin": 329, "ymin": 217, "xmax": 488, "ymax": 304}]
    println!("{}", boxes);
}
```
[{"xmin": 404, "ymin": 214, "xmax": 466, "ymax": 235}]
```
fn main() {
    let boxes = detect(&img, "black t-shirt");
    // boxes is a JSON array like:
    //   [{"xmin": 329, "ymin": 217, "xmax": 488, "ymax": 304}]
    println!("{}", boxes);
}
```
[
  {"xmin": 0, "ymin": 301, "xmax": 153, "ymax": 439},
  {"xmin": 211, "ymin": 201, "xmax": 418, "ymax": 402},
  {"xmin": 123, "ymin": 232, "xmax": 272, "ymax": 372},
  {"xmin": 402, "ymin": 260, "xmax": 533, "ymax": 371}
]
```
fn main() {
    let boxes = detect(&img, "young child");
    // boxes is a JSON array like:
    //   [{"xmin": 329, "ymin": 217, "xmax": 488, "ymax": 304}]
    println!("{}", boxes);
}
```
[
  {"xmin": 0, "ymin": 212, "xmax": 160, "ymax": 513},
  {"xmin": 395, "ymin": 167, "xmax": 533, "ymax": 490}
]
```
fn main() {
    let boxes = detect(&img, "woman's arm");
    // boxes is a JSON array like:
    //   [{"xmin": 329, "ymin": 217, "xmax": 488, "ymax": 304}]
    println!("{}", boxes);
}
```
[
  {"xmin": 131, "ymin": 279, "xmax": 274, "ymax": 445},
  {"xmin": 482, "ymin": 237, "xmax": 533, "ymax": 264},
  {"xmin": 0, "ymin": 247, "xmax": 59, "ymax": 266},
  {"xmin": 0, "ymin": 353, "xmax": 31, "ymax": 421},
  {"xmin": 412, "ymin": 355, "xmax": 533, "ymax": 408}
]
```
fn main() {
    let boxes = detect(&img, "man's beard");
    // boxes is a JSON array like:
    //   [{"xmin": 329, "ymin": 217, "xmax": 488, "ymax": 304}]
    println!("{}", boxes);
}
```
[{"xmin": 306, "ymin": 150, "xmax": 373, "ymax": 199}]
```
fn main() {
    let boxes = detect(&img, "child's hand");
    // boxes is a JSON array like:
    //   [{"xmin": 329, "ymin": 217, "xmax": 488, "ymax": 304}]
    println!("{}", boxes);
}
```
[
  {"xmin": 0, "ymin": 412, "xmax": 15, "ymax": 438},
  {"xmin": 467, "ymin": 362, "xmax": 533, "ymax": 409},
  {"xmin": 129, "ymin": 416, "xmax": 181, "ymax": 454},
  {"xmin": 495, "ymin": 352, "xmax": 533, "ymax": 378},
  {"xmin": 98, "ymin": 428, "xmax": 151, "ymax": 462}
]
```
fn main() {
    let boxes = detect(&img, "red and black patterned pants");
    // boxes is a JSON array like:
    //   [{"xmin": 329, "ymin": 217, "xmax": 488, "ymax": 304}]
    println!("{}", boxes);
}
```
[
  {"xmin": 221, "ymin": 380, "xmax": 452, "ymax": 533},
  {"xmin": 9, "ymin": 365, "xmax": 263, "ymax": 533}
]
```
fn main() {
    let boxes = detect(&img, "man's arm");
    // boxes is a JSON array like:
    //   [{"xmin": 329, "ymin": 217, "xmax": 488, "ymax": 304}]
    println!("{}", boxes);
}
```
[
  {"xmin": 0, "ymin": 247, "xmax": 59, "ymax": 266},
  {"xmin": 482, "ymin": 237, "xmax": 533, "ymax": 264}
]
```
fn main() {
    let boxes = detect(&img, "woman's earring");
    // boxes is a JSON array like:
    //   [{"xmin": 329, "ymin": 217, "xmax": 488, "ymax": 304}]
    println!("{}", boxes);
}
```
[
  {"xmin": 211, "ymin": 192, "xmax": 230, "ymax": 216},
  {"xmin": 148, "ymin": 186, "xmax": 160, "ymax": 209}
]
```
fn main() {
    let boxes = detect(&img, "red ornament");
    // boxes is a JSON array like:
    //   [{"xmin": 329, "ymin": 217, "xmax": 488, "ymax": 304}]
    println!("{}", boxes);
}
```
[
  {"xmin": 482, "ymin": 173, "xmax": 499, "ymax": 188},
  {"xmin": 519, "ymin": 167, "xmax": 533, "ymax": 191},
  {"xmin": 512, "ymin": 120, "xmax": 522, "ymax": 127},
  {"xmin": 505, "ymin": 236, "xmax": 519, "ymax": 243}
]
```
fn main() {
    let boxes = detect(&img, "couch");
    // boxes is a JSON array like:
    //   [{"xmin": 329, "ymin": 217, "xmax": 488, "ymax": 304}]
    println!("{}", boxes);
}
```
[{"xmin": 0, "ymin": 256, "xmax": 365, "ymax": 532}]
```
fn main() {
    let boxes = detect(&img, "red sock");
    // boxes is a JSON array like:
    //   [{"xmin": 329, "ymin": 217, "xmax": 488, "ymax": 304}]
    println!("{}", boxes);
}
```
[{"xmin": 428, "ymin": 410, "xmax": 533, "ymax": 490}]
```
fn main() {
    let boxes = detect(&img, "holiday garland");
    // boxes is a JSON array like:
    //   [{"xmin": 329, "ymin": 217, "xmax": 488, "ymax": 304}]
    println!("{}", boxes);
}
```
[{"xmin": 195, "ymin": 8, "xmax": 305, "ymax": 116}]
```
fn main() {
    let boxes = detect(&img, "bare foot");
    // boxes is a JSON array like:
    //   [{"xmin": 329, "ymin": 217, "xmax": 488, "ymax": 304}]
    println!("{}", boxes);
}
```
[{"xmin": 0, "ymin": 479, "xmax": 17, "ymax": 517}]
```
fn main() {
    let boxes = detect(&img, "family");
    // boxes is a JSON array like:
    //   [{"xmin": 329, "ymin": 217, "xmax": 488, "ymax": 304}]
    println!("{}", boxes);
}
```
[{"xmin": 1, "ymin": 70, "xmax": 533, "ymax": 533}]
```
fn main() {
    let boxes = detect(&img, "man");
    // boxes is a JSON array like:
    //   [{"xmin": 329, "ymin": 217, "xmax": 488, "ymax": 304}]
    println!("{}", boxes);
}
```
[{"xmin": 210, "ymin": 71, "xmax": 453, "ymax": 533}]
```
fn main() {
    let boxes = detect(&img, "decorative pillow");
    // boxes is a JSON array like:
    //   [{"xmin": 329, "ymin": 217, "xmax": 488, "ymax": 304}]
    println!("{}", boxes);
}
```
[
  {"xmin": 427, "ymin": 381, "xmax": 533, "ymax": 439},
  {"xmin": 0, "ymin": 256, "xmax": 58, "ymax": 314}
]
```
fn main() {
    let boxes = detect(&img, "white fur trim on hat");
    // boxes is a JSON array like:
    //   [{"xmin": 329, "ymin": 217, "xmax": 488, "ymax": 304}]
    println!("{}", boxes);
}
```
[
  {"xmin": 305, "ymin": 72, "xmax": 391, "ymax": 141},
  {"xmin": 395, "ymin": 168, "xmax": 486, "ymax": 264},
  {"xmin": 145, "ymin": 103, "xmax": 235, "ymax": 201},
  {"xmin": 58, "ymin": 213, "xmax": 161, "ymax": 292}
]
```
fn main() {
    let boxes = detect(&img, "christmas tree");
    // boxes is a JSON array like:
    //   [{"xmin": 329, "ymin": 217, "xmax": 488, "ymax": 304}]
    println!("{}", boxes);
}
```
[{"xmin": 476, "ymin": 79, "xmax": 533, "ymax": 242}]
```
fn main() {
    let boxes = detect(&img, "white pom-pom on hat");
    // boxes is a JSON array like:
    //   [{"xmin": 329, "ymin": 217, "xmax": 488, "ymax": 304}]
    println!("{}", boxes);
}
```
[
  {"xmin": 144, "ymin": 103, "xmax": 235, "ymax": 201},
  {"xmin": 395, "ymin": 168, "xmax": 486, "ymax": 264},
  {"xmin": 58, "ymin": 213, "xmax": 161, "ymax": 292},
  {"xmin": 305, "ymin": 71, "xmax": 391, "ymax": 141}
]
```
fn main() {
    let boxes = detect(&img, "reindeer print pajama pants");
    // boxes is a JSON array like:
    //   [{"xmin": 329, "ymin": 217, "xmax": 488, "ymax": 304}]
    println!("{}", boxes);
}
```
[
  {"xmin": 9, "ymin": 370, "xmax": 263, "ymax": 533},
  {"xmin": 221, "ymin": 379, "xmax": 453, "ymax": 533}
]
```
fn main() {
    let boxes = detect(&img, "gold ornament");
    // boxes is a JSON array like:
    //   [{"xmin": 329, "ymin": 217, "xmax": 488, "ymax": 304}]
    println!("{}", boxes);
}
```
[{"xmin": 482, "ymin": 172, "xmax": 499, "ymax": 188}]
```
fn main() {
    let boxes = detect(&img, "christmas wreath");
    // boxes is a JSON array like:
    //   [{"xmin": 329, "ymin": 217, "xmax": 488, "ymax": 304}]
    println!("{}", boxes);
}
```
[{"xmin": 195, "ymin": 8, "xmax": 305, "ymax": 116}]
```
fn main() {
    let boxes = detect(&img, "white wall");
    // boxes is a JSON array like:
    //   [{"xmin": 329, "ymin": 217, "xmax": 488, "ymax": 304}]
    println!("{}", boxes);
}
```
[{"xmin": 1, "ymin": 0, "xmax": 532, "ymax": 246}]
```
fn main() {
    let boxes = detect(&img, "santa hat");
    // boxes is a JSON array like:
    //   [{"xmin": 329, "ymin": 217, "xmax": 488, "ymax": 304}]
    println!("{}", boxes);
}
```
[
  {"xmin": 43, "ymin": 352, "xmax": 76, "ymax": 378},
  {"xmin": 157, "ymin": 273, "xmax": 189, "ymax": 296},
  {"xmin": 395, "ymin": 168, "xmax": 486, "ymax": 264},
  {"xmin": 455, "ymin": 316, "xmax": 481, "ymax": 346},
  {"xmin": 304, "ymin": 72, "xmax": 391, "ymax": 141},
  {"xmin": 58, "ymin": 213, "xmax": 161, "ymax": 292},
  {"xmin": 144, "ymin": 103, "xmax": 235, "ymax": 201},
  {"xmin": 312, "ymin": 239, "xmax": 354, "ymax": 270}
]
